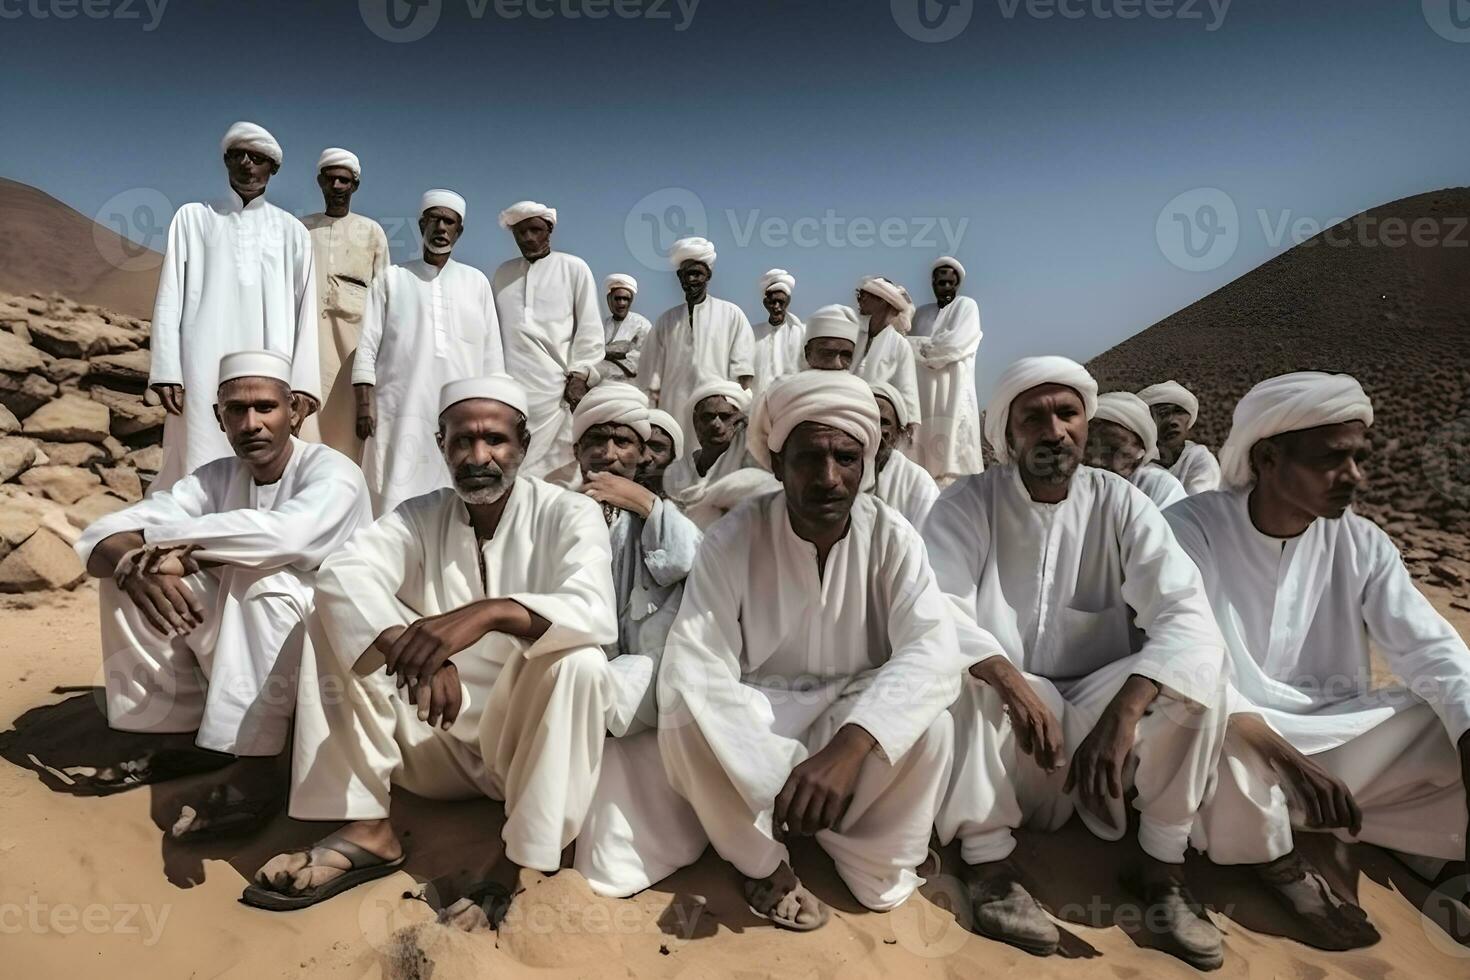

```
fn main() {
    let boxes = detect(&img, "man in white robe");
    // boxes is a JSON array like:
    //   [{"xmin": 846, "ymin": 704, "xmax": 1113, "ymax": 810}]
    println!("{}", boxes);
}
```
[
  {"xmin": 1167, "ymin": 372, "xmax": 1470, "ymax": 948},
  {"xmin": 909, "ymin": 257, "xmax": 984, "ymax": 483},
  {"xmin": 751, "ymin": 269, "xmax": 805, "ymax": 396},
  {"xmin": 659, "ymin": 371, "xmax": 970, "ymax": 929},
  {"xmin": 853, "ymin": 276, "xmax": 921, "ymax": 426},
  {"xmin": 1139, "ymin": 380, "xmax": 1221, "ymax": 494},
  {"xmin": 638, "ymin": 407, "xmax": 682, "ymax": 499},
  {"xmin": 803, "ymin": 304, "xmax": 861, "ymax": 372},
  {"xmin": 1084, "ymin": 391, "xmax": 1188, "ymax": 510},
  {"xmin": 589, "ymin": 273, "xmax": 652, "ymax": 387},
  {"xmin": 300, "ymin": 148, "xmax": 390, "ymax": 461},
  {"xmin": 636, "ymin": 237, "xmax": 755, "ymax": 426},
  {"xmin": 75, "ymin": 350, "xmax": 371, "ymax": 837},
  {"xmin": 355, "ymin": 190, "xmax": 504, "ymax": 516},
  {"xmin": 871, "ymin": 380, "xmax": 939, "ymax": 530},
  {"xmin": 926, "ymin": 356, "xmax": 1227, "ymax": 968},
  {"xmin": 661, "ymin": 377, "xmax": 758, "ymax": 510},
  {"xmin": 248, "ymin": 376, "xmax": 619, "ymax": 913},
  {"xmin": 149, "ymin": 122, "xmax": 320, "ymax": 491}
]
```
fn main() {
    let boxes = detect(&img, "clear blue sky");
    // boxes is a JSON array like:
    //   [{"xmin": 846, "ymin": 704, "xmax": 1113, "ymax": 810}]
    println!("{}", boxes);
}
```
[{"xmin": 2, "ymin": 0, "xmax": 1466, "ymax": 399}]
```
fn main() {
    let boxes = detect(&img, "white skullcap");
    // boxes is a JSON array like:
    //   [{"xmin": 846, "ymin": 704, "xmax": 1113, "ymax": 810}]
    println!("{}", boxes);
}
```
[
  {"xmin": 1218, "ymin": 372, "xmax": 1373, "ymax": 490},
  {"xmin": 686, "ymin": 377, "xmax": 753, "ymax": 451},
  {"xmin": 438, "ymin": 374, "xmax": 528, "ymax": 419},
  {"xmin": 1094, "ymin": 391, "xmax": 1160, "ymax": 462},
  {"xmin": 760, "ymin": 268, "xmax": 796, "ymax": 296},
  {"xmin": 932, "ymin": 255, "xmax": 966, "ymax": 279},
  {"xmin": 220, "ymin": 121, "xmax": 282, "ymax": 165},
  {"xmin": 804, "ymin": 304, "xmax": 862, "ymax": 346},
  {"xmin": 421, "ymin": 189, "xmax": 466, "ymax": 220},
  {"xmin": 498, "ymin": 200, "xmax": 557, "ymax": 229},
  {"xmin": 604, "ymin": 273, "xmax": 638, "ymax": 296},
  {"xmin": 670, "ymin": 237, "xmax": 717, "ymax": 269},
  {"xmin": 647, "ymin": 408, "xmax": 685, "ymax": 459},
  {"xmin": 749, "ymin": 371, "xmax": 881, "ymax": 487},
  {"xmin": 870, "ymin": 380, "xmax": 915, "ymax": 429},
  {"xmin": 1138, "ymin": 380, "xmax": 1201, "ymax": 428},
  {"xmin": 316, "ymin": 147, "xmax": 360, "ymax": 178},
  {"xmin": 985, "ymin": 356, "xmax": 1099, "ymax": 465},
  {"xmin": 218, "ymin": 349, "xmax": 291, "ymax": 386},
  {"xmin": 572, "ymin": 382, "xmax": 651, "ymax": 445}
]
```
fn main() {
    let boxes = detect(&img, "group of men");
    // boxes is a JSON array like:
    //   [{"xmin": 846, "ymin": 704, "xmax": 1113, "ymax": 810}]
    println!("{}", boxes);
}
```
[{"xmin": 71, "ymin": 121, "xmax": 1469, "ymax": 971}]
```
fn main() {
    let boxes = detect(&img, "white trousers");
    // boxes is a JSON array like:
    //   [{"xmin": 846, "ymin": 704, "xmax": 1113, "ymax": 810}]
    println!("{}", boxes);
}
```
[
  {"xmin": 290, "ymin": 627, "xmax": 613, "ymax": 873},
  {"xmin": 1195, "ymin": 702, "xmax": 1467, "ymax": 865},
  {"xmin": 659, "ymin": 679, "xmax": 956, "ymax": 912},
  {"xmin": 99, "ymin": 569, "xmax": 311, "ymax": 756},
  {"xmin": 938, "ymin": 654, "xmax": 1227, "ymax": 866}
]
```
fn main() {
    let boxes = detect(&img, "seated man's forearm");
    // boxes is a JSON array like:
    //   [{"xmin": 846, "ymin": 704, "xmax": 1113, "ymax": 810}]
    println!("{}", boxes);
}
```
[{"xmin": 87, "ymin": 530, "xmax": 145, "ymax": 578}]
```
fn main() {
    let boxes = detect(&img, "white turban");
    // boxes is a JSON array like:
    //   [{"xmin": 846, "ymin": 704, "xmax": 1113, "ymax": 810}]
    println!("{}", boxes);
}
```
[
  {"xmin": 1138, "ymin": 380, "xmax": 1201, "ymax": 428},
  {"xmin": 571, "ymin": 382, "xmax": 651, "ymax": 445},
  {"xmin": 869, "ymin": 380, "xmax": 915, "ymax": 429},
  {"xmin": 685, "ymin": 377, "xmax": 753, "ymax": 451},
  {"xmin": 984, "ymin": 356, "xmax": 1099, "ymax": 465},
  {"xmin": 670, "ymin": 237, "xmax": 717, "ymax": 269},
  {"xmin": 498, "ymin": 200, "xmax": 557, "ymax": 229},
  {"xmin": 218, "ymin": 350, "xmax": 291, "ymax": 386},
  {"xmin": 858, "ymin": 276, "xmax": 914, "ymax": 334},
  {"xmin": 438, "ymin": 374, "xmax": 528, "ymax": 418},
  {"xmin": 684, "ymin": 468, "xmax": 783, "ymax": 530},
  {"xmin": 932, "ymin": 255, "xmax": 966, "ymax": 280},
  {"xmin": 749, "ymin": 371, "xmax": 881, "ymax": 487},
  {"xmin": 803, "ymin": 304, "xmax": 862, "ymax": 346},
  {"xmin": 1094, "ymin": 391, "xmax": 1159, "ymax": 462},
  {"xmin": 421, "ymin": 189, "xmax": 466, "ymax": 220},
  {"xmin": 316, "ymin": 147, "xmax": 360, "ymax": 178},
  {"xmin": 760, "ymin": 268, "xmax": 796, "ymax": 296},
  {"xmin": 647, "ymin": 408, "xmax": 685, "ymax": 459},
  {"xmin": 220, "ymin": 121, "xmax": 282, "ymax": 165},
  {"xmin": 604, "ymin": 273, "xmax": 638, "ymax": 296},
  {"xmin": 1217, "ymin": 372, "xmax": 1373, "ymax": 490}
]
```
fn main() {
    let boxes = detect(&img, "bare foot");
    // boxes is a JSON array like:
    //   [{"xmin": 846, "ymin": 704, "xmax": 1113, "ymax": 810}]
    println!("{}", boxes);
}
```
[
  {"xmin": 170, "ymin": 754, "xmax": 283, "ymax": 838},
  {"xmin": 1256, "ymin": 850, "xmax": 1380, "ymax": 950},
  {"xmin": 743, "ymin": 862, "xmax": 828, "ymax": 931}
]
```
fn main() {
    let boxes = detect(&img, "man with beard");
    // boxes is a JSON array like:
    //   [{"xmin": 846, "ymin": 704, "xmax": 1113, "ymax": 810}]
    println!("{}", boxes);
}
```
[
  {"xmin": 589, "ymin": 273, "xmax": 653, "ymax": 387},
  {"xmin": 802, "ymin": 304, "xmax": 862, "ymax": 372},
  {"xmin": 75, "ymin": 350, "xmax": 371, "ymax": 837},
  {"xmin": 637, "ymin": 408, "xmax": 682, "ymax": 499},
  {"xmin": 750, "ymin": 268, "xmax": 805, "ymax": 396},
  {"xmin": 910, "ymin": 257, "xmax": 984, "ymax": 483},
  {"xmin": 300, "ymin": 148, "xmax": 389, "ymax": 460},
  {"xmin": 870, "ymin": 380, "xmax": 939, "ymax": 530},
  {"xmin": 248, "ymin": 376, "xmax": 618, "ymax": 914},
  {"xmin": 1169, "ymin": 372, "xmax": 1470, "ymax": 950},
  {"xmin": 1139, "ymin": 380, "xmax": 1221, "ymax": 494},
  {"xmin": 1084, "ymin": 392, "xmax": 1188, "ymax": 509},
  {"xmin": 925, "ymin": 356, "xmax": 1228, "ymax": 969},
  {"xmin": 661, "ymin": 377, "xmax": 758, "ymax": 508}
]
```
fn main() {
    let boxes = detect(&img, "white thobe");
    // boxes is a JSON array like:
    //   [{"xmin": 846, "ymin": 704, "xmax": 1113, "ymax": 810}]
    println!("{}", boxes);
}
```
[
  {"xmin": 590, "ymin": 312, "xmax": 653, "ymax": 386},
  {"xmin": 290, "ymin": 479, "xmax": 619, "ymax": 872},
  {"xmin": 750, "ymin": 314, "xmax": 806, "ymax": 397},
  {"xmin": 925, "ymin": 466, "xmax": 1228, "ymax": 865},
  {"xmin": 75, "ymin": 440, "xmax": 371, "ymax": 756},
  {"xmin": 658, "ymin": 492, "xmax": 970, "ymax": 910},
  {"xmin": 1131, "ymin": 463, "xmax": 1188, "ymax": 510},
  {"xmin": 149, "ymin": 191, "xmax": 319, "ymax": 491},
  {"xmin": 662, "ymin": 428, "xmax": 758, "ymax": 511},
  {"xmin": 910, "ymin": 299, "xmax": 983, "ymax": 481},
  {"xmin": 300, "ymin": 212, "xmax": 390, "ymax": 460},
  {"xmin": 354, "ymin": 259, "xmax": 504, "ymax": 516},
  {"xmin": 853, "ymin": 323, "xmax": 921, "ymax": 428},
  {"xmin": 874, "ymin": 449, "xmax": 940, "ymax": 530},
  {"xmin": 492, "ymin": 252, "xmax": 605, "ymax": 483},
  {"xmin": 1165, "ymin": 490, "xmax": 1470, "ymax": 863},
  {"xmin": 1170, "ymin": 441, "xmax": 1222, "ymax": 495},
  {"xmin": 637, "ymin": 296, "xmax": 755, "ymax": 426}
]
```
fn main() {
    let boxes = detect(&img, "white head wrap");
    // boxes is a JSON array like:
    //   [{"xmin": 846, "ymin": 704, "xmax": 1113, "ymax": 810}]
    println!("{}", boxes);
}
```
[
  {"xmin": 1217, "ymin": 372, "xmax": 1373, "ymax": 490},
  {"xmin": 932, "ymin": 255, "xmax": 966, "ymax": 280},
  {"xmin": 498, "ymin": 200, "xmax": 556, "ymax": 229},
  {"xmin": 1137, "ymin": 380, "xmax": 1201, "ymax": 428},
  {"xmin": 670, "ymin": 237, "xmax": 717, "ymax": 269},
  {"xmin": 858, "ymin": 276, "xmax": 915, "ymax": 334},
  {"xmin": 684, "ymin": 468, "xmax": 783, "ymax": 530},
  {"xmin": 685, "ymin": 377, "xmax": 753, "ymax": 451},
  {"xmin": 984, "ymin": 356, "xmax": 1099, "ymax": 465},
  {"xmin": 421, "ymin": 189, "xmax": 466, "ymax": 221},
  {"xmin": 647, "ymin": 408, "xmax": 685, "ymax": 459},
  {"xmin": 604, "ymin": 273, "xmax": 638, "ymax": 296},
  {"xmin": 316, "ymin": 147, "xmax": 360, "ymax": 178},
  {"xmin": 218, "ymin": 350, "xmax": 291, "ymax": 386},
  {"xmin": 749, "ymin": 371, "xmax": 881, "ymax": 488},
  {"xmin": 803, "ymin": 304, "xmax": 862, "ymax": 346},
  {"xmin": 1093, "ymin": 391, "xmax": 1159, "ymax": 462},
  {"xmin": 438, "ymin": 375, "xmax": 529, "ymax": 419},
  {"xmin": 571, "ymin": 382, "xmax": 651, "ymax": 445},
  {"xmin": 220, "ymin": 121, "xmax": 282, "ymax": 165},
  {"xmin": 869, "ymin": 380, "xmax": 915, "ymax": 429},
  {"xmin": 760, "ymin": 268, "xmax": 796, "ymax": 296}
]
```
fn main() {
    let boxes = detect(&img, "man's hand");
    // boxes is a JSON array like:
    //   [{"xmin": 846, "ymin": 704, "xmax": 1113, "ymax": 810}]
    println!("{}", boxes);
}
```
[
  {"xmin": 354, "ymin": 384, "xmax": 376, "ymax": 440},
  {"xmin": 384, "ymin": 603, "xmax": 495, "ymax": 692},
  {"xmin": 412, "ymin": 662, "xmax": 463, "ymax": 731},
  {"xmin": 582, "ymin": 471, "xmax": 657, "ymax": 519},
  {"xmin": 141, "ymin": 544, "xmax": 201, "ymax": 578},
  {"xmin": 1063, "ymin": 673, "xmax": 1160, "ymax": 830},
  {"xmin": 121, "ymin": 563, "xmax": 204, "ymax": 637},
  {"xmin": 563, "ymin": 372, "xmax": 590, "ymax": 410},
  {"xmin": 152, "ymin": 384, "xmax": 185, "ymax": 416},
  {"xmin": 971, "ymin": 657, "xmax": 1064, "ymax": 772},
  {"xmin": 774, "ymin": 724, "xmax": 875, "ymax": 837},
  {"xmin": 1233, "ymin": 712, "xmax": 1363, "ymax": 833}
]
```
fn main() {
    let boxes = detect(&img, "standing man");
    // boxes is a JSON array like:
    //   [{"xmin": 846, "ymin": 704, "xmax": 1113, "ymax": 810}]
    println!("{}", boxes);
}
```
[
  {"xmin": 636, "ymin": 237, "xmax": 754, "ymax": 427},
  {"xmin": 1139, "ymin": 380, "xmax": 1221, "ymax": 494},
  {"xmin": 492, "ymin": 200, "xmax": 605, "ymax": 485},
  {"xmin": 149, "ymin": 122, "xmax": 319, "ymax": 491},
  {"xmin": 751, "ymin": 268, "xmax": 805, "ymax": 396},
  {"xmin": 910, "ymin": 257, "xmax": 983, "ymax": 483},
  {"xmin": 853, "ymin": 277, "xmax": 921, "ymax": 427},
  {"xmin": 355, "ymin": 190, "xmax": 503, "ymax": 516},
  {"xmin": 301, "ymin": 148, "xmax": 389, "ymax": 461},
  {"xmin": 589, "ymin": 273, "xmax": 652, "ymax": 388}
]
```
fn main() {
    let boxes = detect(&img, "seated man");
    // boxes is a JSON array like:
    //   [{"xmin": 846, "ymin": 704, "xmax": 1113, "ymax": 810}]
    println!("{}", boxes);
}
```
[
  {"xmin": 871, "ymin": 380, "xmax": 939, "ymax": 529},
  {"xmin": 802, "ymin": 304, "xmax": 861, "ymax": 371},
  {"xmin": 662, "ymin": 376, "xmax": 757, "ymax": 507},
  {"xmin": 1084, "ymin": 391, "xmax": 1187, "ymax": 509},
  {"xmin": 75, "ymin": 350, "xmax": 371, "ymax": 836},
  {"xmin": 247, "ymin": 375, "xmax": 618, "ymax": 912},
  {"xmin": 1168, "ymin": 372, "xmax": 1469, "ymax": 949},
  {"xmin": 563, "ymin": 383, "xmax": 709, "ymax": 897},
  {"xmin": 636, "ymin": 407, "xmax": 683, "ymax": 499},
  {"xmin": 926, "ymin": 356, "xmax": 1228, "ymax": 968},
  {"xmin": 1139, "ymin": 380, "xmax": 1221, "ymax": 494},
  {"xmin": 659, "ymin": 371, "xmax": 970, "ymax": 930}
]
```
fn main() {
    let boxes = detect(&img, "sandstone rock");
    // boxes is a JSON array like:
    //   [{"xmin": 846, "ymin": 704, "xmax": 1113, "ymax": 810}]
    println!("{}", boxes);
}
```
[
  {"xmin": 0, "ymin": 404, "xmax": 18, "ymax": 435},
  {"xmin": 22, "ymin": 393, "xmax": 110, "ymax": 442},
  {"xmin": 19, "ymin": 465, "xmax": 102, "ymax": 504},
  {"xmin": 0, "ymin": 485, "xmax": 80, "ymax": 544},
  {"xmin": 87, "ymin": 349, "xmax": 151, "ymax": 388},
  {"xmin": 0, "ymin": 318, "xmax": 32, "ymax": 345},
  {"xmin": 0, "ymin": 526, "xmax": 85, "ymax": 592},
  {"xmin": 26, "ymin": 313, "xmax": 140, "ymax": 359},
  {"xmin": 1430, "ymin": 558, "xmax": 1470, "ymax": 587},
  {"xmin": 0, "ymin": 371, "xmax": 58, "ymax": 417},
  {"xmin": 0, "ymin": 331, "xmax": 45, "ymax": 374},
  {"xmin": 43, "ymin": 357, "xmax": 90, "ymax": 385},
  {"xmin": 101, "ymin": 435, "xmax": 127, "ymax": 461},
  {"xmin": 66, "ymin": 491, "xmax": 128, "ymax": 530},
  {"xmin": 35, "ymin": 440, "xmax": 106, "ymax": 468},
  {"xmin": 125, "ymin": 445, "xmax": 164, "ymax": 474},
  {"xmin": 0, "ymin": 436, "xmax": 39, "ymax": 482},
  {"xmin": 89, "ymin": 386, "xmax": 163, "ymax": 437},
  {"xmin": 99, "ymin": 466, "xmax": 143, "ymax": 502},
  {"xmin": 0, "ymin": 509, "xmax": 41, "ymax": 560}
]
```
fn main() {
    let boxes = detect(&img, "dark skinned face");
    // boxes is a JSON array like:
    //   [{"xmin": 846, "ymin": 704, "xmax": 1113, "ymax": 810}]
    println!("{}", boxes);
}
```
[
  {"xmin": 436, "ymin": 400, "xmax": 528, "ymax": 504},
  {"xmin": 771, "ymin": 422, "xmax": 865, "ymax": 535},
  {"xmin": 419, "ymin": 207, "xmax": 463, "ymax": 254},
  {"xmin": 677, "ymin": 261, "xmax": 710, "ymax": 304},
  {"xmin": 1252, "ymin": 421, "xmax": 1370, "ymax": 520},
  {"xmin": 693, "ymin": 395, "xmax": 743, "ymax": 453},
  {"xmin": 214, "ymin": 377, "xmax": 298, "ymax": 473},
  {"xmin": 1149, "ymin": 402, "xmax": 1192, "ymax": 457},
  {"xmin": 875, "ymin": 394, "xmax": 900, "ymax": 470},
  {"xmin": 512, "ymin": 216, "xmax": 553, "ymax": 260},
  {"xmin": 641, "ymin": 426, "xmax": 676, "ymax": 474},
  {"xmin": 223, "ymin": 148, "xmax": 277, "ymax": 200},
  {"xmin": 1083, "ymin": 419, "xmax": 1146, "ymax": 477},
  {"xmin": 805, "ymin": 338, "xmax": 855, "ymax": 371},
  {"xmin": 932, "ymin": 267, "xmax": 960, "ymax": 305},
  {"xmin": 855, "ymin": 289, "xmax": 884, "ymax": 317},
  {"xmin": 763, "ymin": 290, "xmax": 789, "ymax": 323},
  {"xmin": 317, "ymin": 166, "xmax": 359, "ymax": 215},
  {"xmin": 607, "ymin": 287, "xmax": 633, "ymax": 319},
  {"xmin": 575, "ymin": 422, "xmax": 645, "ymax": 480},
  {"xmin": 1007, "ymin": 384, "xmax": 1088, "ymax": 487}
]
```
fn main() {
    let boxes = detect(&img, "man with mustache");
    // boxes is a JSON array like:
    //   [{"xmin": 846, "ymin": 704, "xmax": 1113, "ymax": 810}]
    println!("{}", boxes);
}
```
[
  {"xmin": 1139, "ymin": 380, "xmax": 1221, "ymax": 495},
  {"xmin": 74, "ymin": 350, "xmax": 371, "ymax": 837},
  {"xmin": 925, "ymin": 356, "xmax": 1228, "ymax": 969},
  {"xmin": 249, "ymin": 375, "xmax": 619, "ymax": 915},
  {"xmin": 750, "ymin": 268, "xmax": 805, "ymax": 396},
  {"xmin": 300, "ymin": 147, "xmax": 389, "ymax": 461},
  {"xmin": 1084, "ymin": 391, "xmax": 1188, "ymax": 510},
  {"xmin": 909, "ymin": 257, "xmax": 984, "ymax": 484},
  {"xmin": 354, "ymin": 190, "xmax": 504, "ymax": 516},
  {"xmin": 149, "ymin": 122, "xmax": 320, "ymax": 491},
  {"xmin": 661, "ymin": 376, "xmax": 759, "ymax": 510},
  {"xmin": 1169, "ymin": 372, "xmax": 1470, "ymax": 950},
  {"xmin": 637, "ymin": 408, "xmax": 683, "ymax": 499}
]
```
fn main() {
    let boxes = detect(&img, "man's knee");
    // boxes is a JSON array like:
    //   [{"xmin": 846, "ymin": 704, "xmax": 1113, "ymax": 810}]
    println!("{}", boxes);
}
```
[
  {"xmin": 543, "ymin": 645, "xmax": 610, "ymax": 697},
  {"xmin": 906, "ymin": 711, "xmax": 954, "ymax": 765}
]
